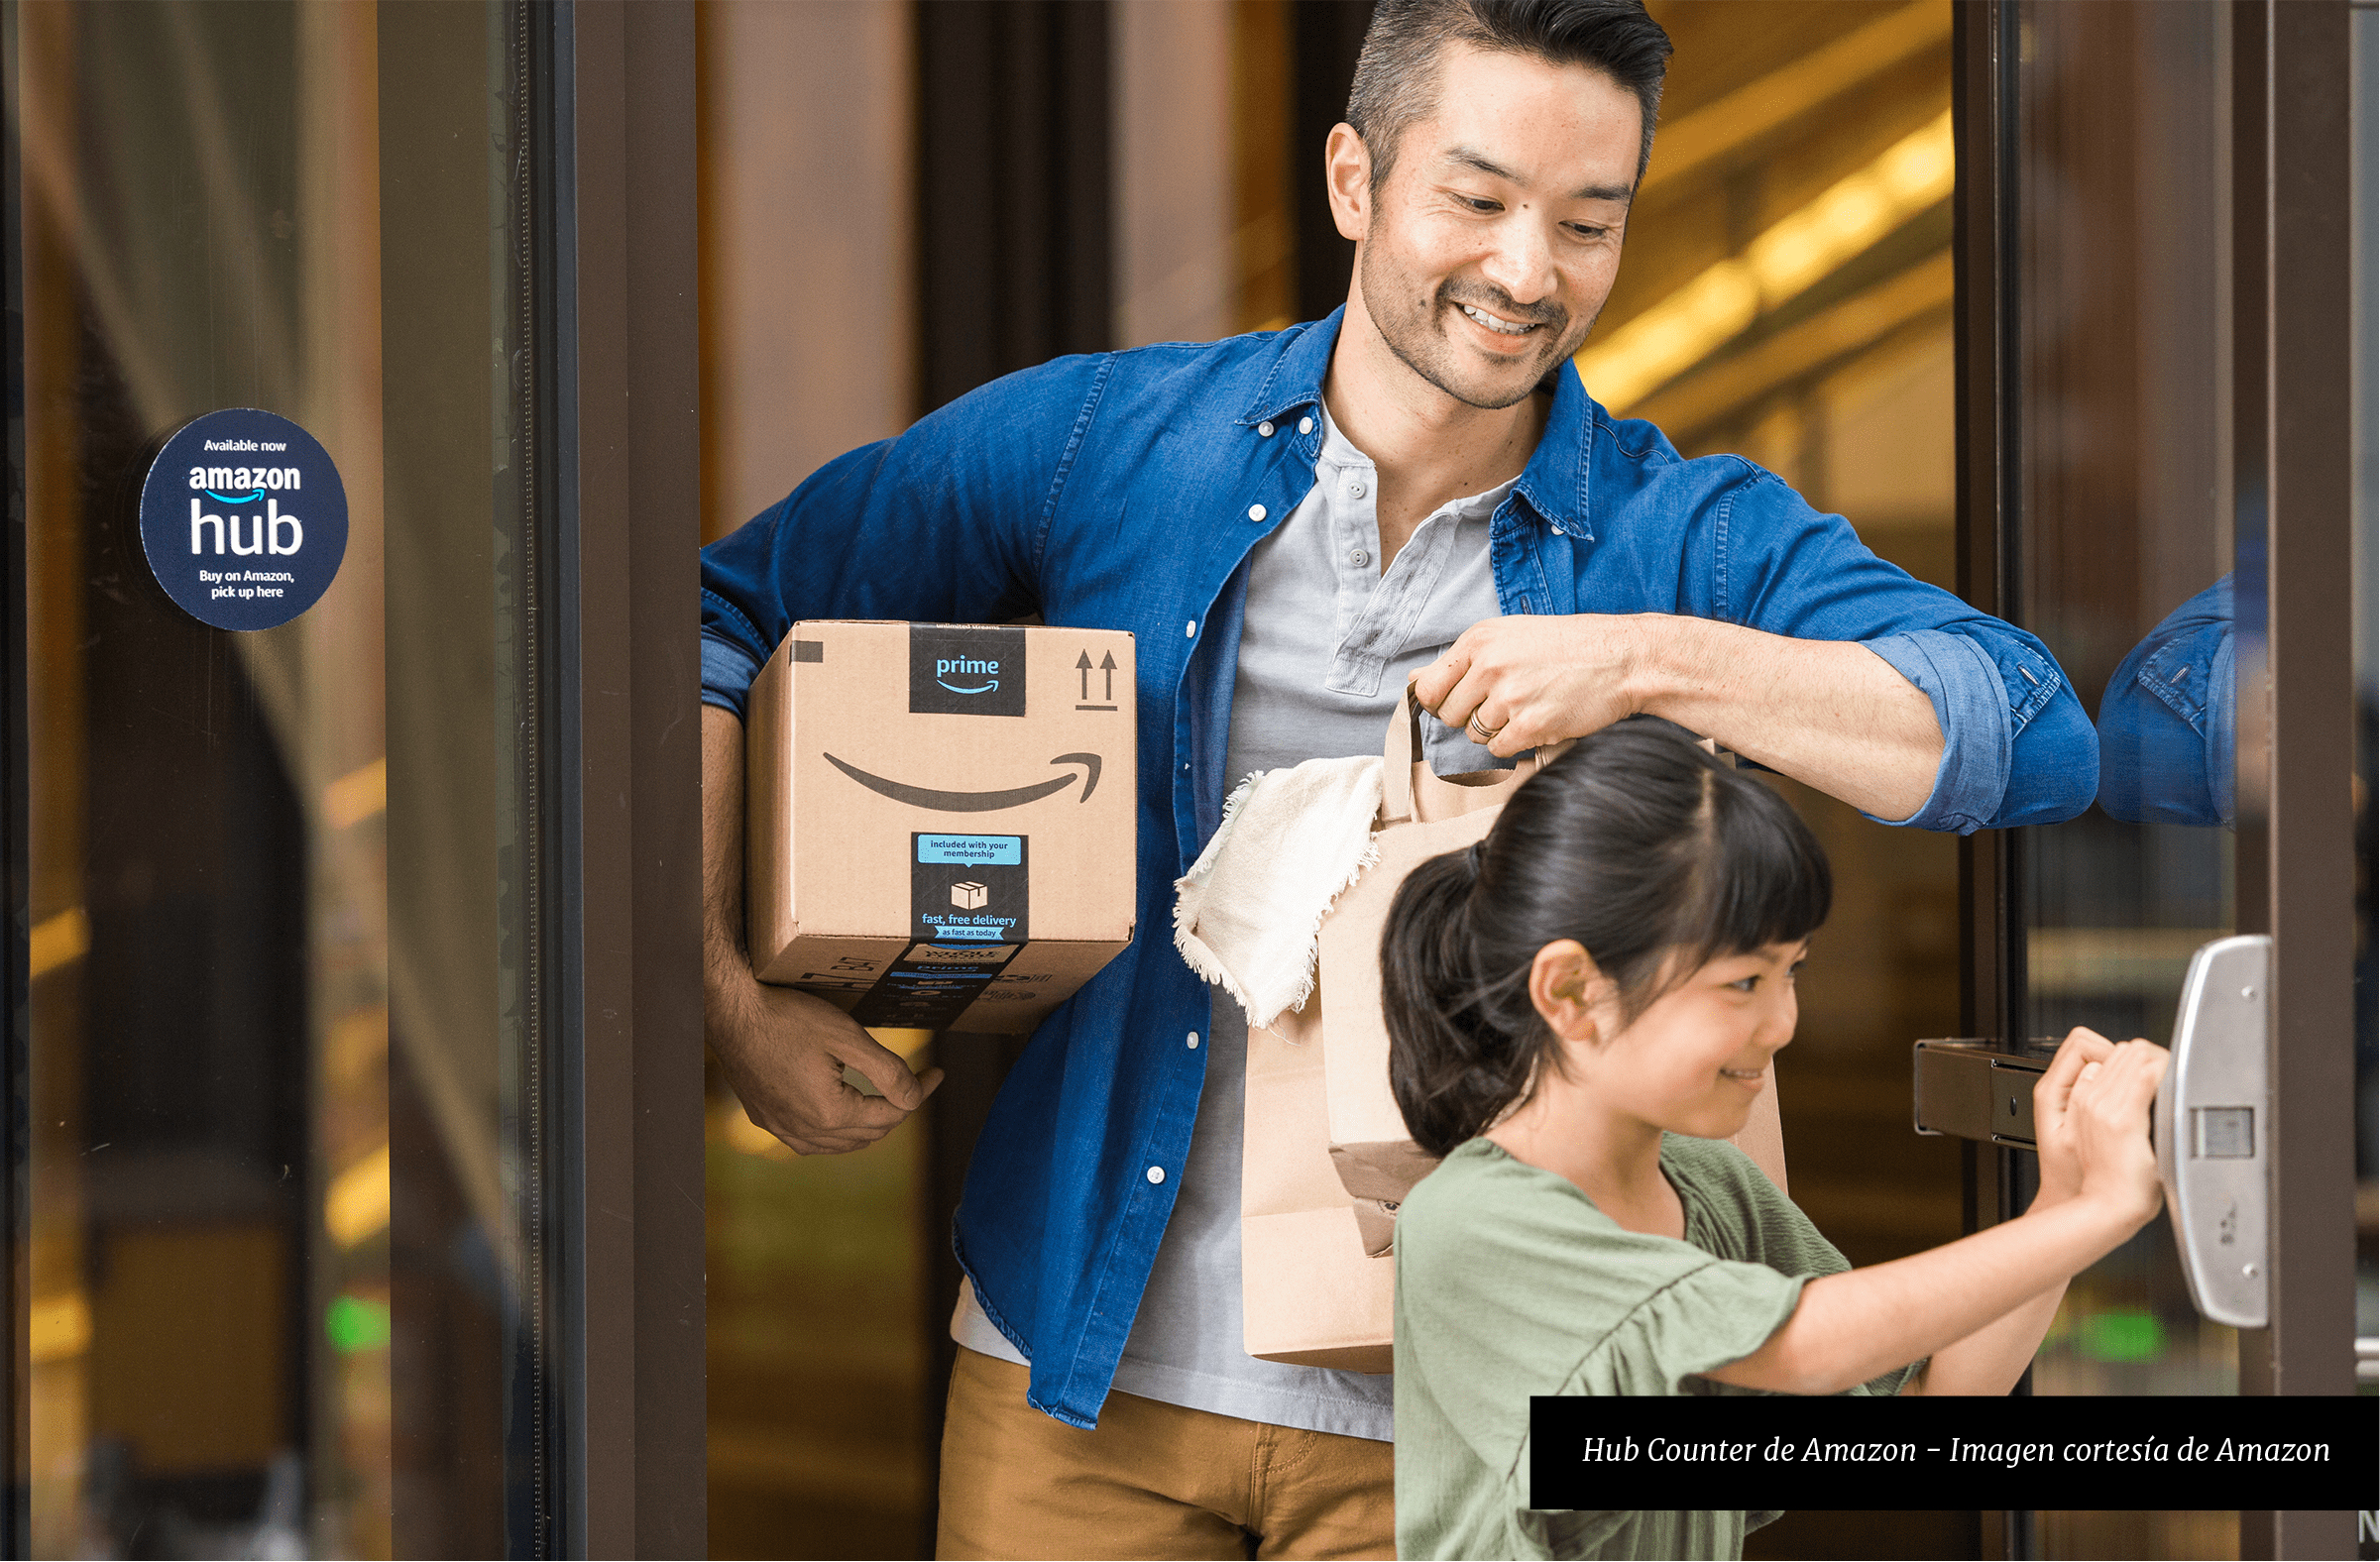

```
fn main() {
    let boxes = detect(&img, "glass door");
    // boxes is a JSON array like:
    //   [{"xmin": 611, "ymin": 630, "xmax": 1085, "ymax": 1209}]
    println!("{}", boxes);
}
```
[
  {"xmin": 1960, "ymin": 2, "xmax": 2371, "ymax": 1556},
  {"xmin": 3, "ymin": 3, "xmax": 577, "ymax": 1552}
]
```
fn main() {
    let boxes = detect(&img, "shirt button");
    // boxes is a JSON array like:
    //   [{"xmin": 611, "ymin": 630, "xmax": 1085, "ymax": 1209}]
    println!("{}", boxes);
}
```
[
  {"xmin": 1257, "ymin": 421, "xmax": 1275, "ymax": 437},
  {"xmin": 1349, "ymin": 548, "xmax": 1370, "ymax": 568},
  {"xmin": 1187, "ymin": 1032, "xmax": 1200, "ymax": 1049},
  {"xmin": 1146, "ymin": 1166, "xmax": 1166, "ymax": 1184},
  {"xmin": 1247, "ymin": 503, "xmax": 1266, "ymax": 522},
  {"xmin": 1185, "ymin": 619, "xmax": 1197, "ymax": 637},
  {"xmin": 1298, "ymin": 416, "xmax": 1313, "ymax": 435},
  {"xmin": 1348, "ymin": 481, "xmax": 1367, "ymax": 499}
]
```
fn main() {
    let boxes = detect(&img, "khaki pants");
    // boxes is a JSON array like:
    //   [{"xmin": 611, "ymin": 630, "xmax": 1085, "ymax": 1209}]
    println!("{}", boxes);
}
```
[{"xmin": 936, "ymin": 1347, "xmax": 1395, "ymax": 1560}]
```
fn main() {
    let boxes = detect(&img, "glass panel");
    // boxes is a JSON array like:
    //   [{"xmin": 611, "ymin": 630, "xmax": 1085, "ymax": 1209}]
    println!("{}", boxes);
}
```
[
  {"xmin": 10, "ymin": 3, "xmax": 552, "ymax": 1552},
  {"xmin": 2009, "ymin": 0, "xmax": 2235, "ymax": 1422}
]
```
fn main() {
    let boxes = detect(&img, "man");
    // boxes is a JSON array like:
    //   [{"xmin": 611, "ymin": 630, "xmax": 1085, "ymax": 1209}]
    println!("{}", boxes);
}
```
[{"xmin": 699, "ymin": 1, "xmax": 2096, "ymax": 1553}]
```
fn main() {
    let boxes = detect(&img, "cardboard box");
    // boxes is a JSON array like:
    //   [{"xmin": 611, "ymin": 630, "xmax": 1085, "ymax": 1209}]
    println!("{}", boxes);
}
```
[{"xmin": 745, "ymin": 620, "xmax": 1136, "ymax": 1033}]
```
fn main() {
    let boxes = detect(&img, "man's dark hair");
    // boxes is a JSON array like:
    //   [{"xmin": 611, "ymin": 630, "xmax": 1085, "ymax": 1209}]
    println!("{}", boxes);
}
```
[{"xmin": 1346, "ymin": 0, "xmax": 1673, "ymax": 192}]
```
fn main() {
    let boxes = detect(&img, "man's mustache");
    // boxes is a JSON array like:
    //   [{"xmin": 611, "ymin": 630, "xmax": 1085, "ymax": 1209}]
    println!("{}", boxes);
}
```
[{"xmin": 1439, "ymin": 283, "xmax": 1565, "ymax": 329}]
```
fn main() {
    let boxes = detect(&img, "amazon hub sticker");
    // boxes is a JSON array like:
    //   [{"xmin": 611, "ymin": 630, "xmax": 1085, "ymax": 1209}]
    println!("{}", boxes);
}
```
[{"xmin": 911, "ymin": 623, "xmax": 1027, "ymax": 717}]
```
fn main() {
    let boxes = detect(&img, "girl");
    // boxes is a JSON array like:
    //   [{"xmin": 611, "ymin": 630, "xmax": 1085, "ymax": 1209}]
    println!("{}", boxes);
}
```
[{"xmin": 1381, "ymin": 723, "xmax": 2168, "ymax": 1560}]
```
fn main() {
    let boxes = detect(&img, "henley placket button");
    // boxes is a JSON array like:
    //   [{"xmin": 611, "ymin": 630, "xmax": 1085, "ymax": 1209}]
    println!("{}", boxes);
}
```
[
  {"xmin": 1348, "ymin": 481, "xmax": 1367, "ymax": 499},
  {"xmin": 1349, "ymin": 548, "xmax": 1370, "ymax": 568},
  {"xmin": 1146, "ymin": 1166, "xmax": 1166, "ymax": 1184}
]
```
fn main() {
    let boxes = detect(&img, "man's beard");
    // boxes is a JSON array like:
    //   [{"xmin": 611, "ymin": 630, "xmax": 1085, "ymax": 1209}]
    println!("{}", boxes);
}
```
[{"xmin": 1361, "ymin": 242, "xmax": 1596, "ymax": 410}]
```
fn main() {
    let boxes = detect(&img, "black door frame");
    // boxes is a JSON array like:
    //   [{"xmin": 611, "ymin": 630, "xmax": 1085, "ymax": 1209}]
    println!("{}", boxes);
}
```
[{"xmin": 547, "ymin": 1, "xmax": 707, "ymax": 1555}]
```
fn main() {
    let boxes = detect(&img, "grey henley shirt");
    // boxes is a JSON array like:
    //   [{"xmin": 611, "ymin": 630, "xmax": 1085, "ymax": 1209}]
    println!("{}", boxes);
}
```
[{"xmin": 955, "ymin": 401, "xmax": 1514, "ymax": 1442}]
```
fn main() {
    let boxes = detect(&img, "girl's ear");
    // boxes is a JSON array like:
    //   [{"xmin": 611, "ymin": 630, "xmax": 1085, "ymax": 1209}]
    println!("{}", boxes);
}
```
[{"xmin": 1529, "ymin": 940, "xmax": 1616, "ymax": 1044}]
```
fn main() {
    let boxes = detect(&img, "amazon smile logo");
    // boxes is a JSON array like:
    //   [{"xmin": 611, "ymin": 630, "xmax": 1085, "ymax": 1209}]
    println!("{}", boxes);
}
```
[{"xmin": 824, "ymin": 752, "xmax": 1102, "ymax": 812}]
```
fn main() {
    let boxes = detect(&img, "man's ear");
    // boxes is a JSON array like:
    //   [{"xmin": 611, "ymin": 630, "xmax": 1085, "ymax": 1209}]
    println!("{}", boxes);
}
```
[
  {"xmin": 1324, "ymin": 122, "xmax": 1372, "ymax": 242},
  {"xmin": 1529, "ymin": 940, "xmax": 1615, "ymax": 1045}
]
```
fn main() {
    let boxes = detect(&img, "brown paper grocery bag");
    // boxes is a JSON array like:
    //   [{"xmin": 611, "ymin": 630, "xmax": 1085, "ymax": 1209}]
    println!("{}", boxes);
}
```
[
  {"xmin": 1239, "ymin": 695, "xmax": 1544, "ymax": 1371},
  {"xmin": 1240, "ymin": 999, "xmax": 1396, "ymax": 1374},
  {"xmin": 1315, "ymin": 692, "xmax": 1547, "ymax": 1253}
]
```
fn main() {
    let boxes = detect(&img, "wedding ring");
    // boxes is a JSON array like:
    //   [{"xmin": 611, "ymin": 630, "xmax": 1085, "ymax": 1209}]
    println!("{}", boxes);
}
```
[{"xmin": 1467, "ymin": 712, "xmax": 1504, "ymax": 744}]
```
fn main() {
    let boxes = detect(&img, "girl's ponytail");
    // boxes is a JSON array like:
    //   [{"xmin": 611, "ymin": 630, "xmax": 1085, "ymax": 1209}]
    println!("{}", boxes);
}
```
[{"xmin": 1381, "ymin": 846, "xmax": 1539, "ymax": 1157}]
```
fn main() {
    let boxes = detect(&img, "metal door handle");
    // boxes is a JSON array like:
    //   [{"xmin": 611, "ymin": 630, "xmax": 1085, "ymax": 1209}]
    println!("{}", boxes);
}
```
[
  {"xmin": 2154, "ymin": 935, "xmax": 2270, "ymax": 1329},
  {"xmin": 1908, "ymin": 935, "xmax": 2271, "ymax": 1331}
]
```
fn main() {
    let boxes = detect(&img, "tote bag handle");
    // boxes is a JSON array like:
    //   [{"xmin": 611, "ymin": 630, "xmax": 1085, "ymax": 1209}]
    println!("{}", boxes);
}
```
[{"xmin": 1380, "ymin": 682, "xmax": 1565, "ymax": 825}]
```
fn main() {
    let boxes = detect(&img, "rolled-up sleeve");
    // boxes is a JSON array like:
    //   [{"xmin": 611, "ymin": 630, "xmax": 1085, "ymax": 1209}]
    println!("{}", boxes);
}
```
[
  {"xmin": 1861, "ymin": 630, "xmax": 2009, "ymax": 832},
  {"xmin": 2096, "ymin": 577, "xmax": 2234, "ymax": 827},
  {"xmin": 699, "ymin": 619, "xmax": 766, "ymax": 720},
  {"xmin": 1715, "ymin": 469, "xmax": 2097, "ymax": 833}
]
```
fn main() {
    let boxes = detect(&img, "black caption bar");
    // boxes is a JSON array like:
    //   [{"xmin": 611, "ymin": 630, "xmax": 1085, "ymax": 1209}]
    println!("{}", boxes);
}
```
[{"xmin": 1530, "ymin": 1395, "xmax": 2377, "ymax": 1509}]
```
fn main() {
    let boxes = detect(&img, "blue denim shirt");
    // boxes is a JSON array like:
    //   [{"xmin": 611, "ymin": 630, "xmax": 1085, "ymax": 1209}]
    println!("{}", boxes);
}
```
[
  {"xmin": 698, "ymin": 311, "xmax": 2097, "ymax": 1429},
  {"xmin": 2097, "ymin": 576, "xmax": 2234, "ymax": 828}
]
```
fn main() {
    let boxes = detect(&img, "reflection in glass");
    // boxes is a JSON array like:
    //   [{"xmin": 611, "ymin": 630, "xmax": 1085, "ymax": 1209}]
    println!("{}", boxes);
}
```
[
  {"xmin": 18, "ymin": 6, "xmax": 390, "ymax": 1551},
  {"xmin": 2097, "ymin": 577, "xmax": 2234, "ymax": 830}
]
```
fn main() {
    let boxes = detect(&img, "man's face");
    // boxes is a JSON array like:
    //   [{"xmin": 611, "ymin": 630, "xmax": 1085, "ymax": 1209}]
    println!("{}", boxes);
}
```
[{"xmin": 1349, "ymin": 46, "xmax": 1642, "ymax": 410}]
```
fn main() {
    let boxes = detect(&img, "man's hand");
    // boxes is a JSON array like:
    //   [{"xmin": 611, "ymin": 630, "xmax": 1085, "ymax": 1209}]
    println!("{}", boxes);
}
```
[
  {"xmin": 1410, "ymin": 614, "xmax": 1643, "ymax": 753},
  {"xmin": 1411, "ymin": 613, "xmax": 1945, "ymax": 821},
  {"xmin": 704, "ymin": 704, "xmax": 942, "ymax": 1154},
  {"xmin": 706, "ymin": 950, "xmax": 943, "ymax": 1155}
]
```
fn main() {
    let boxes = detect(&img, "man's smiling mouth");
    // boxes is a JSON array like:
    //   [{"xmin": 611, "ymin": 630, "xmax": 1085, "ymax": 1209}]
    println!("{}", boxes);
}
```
[{"xmin": 1459, "ymin": 302, "xmax": 1540, "ymax": 336}]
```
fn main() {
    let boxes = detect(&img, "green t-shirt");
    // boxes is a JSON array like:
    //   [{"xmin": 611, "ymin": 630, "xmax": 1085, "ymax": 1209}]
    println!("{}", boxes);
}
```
[{"xmin": 1392, "ymin": 1134, "xmax": 1920, "ymax": 1561}]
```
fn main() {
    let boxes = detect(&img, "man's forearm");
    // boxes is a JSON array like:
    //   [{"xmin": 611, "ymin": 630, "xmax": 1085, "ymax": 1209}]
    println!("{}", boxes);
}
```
[
  {"xmin": 1628, "ymin": 616, "xmax": 1942, "ymax": 821},
  {"xmin": 703, "ymin": 703, "xmax": 750, "ymax": 974}
]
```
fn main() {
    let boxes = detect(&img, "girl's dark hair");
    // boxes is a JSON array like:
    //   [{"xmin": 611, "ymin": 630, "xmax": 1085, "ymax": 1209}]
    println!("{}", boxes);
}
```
[{"xmin": 1381, "ymin": 722, "xmax": 1831, "ymax": 1156}]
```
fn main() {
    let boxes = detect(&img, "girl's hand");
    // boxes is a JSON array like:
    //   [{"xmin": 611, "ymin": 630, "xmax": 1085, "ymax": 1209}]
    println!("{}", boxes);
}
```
[
  {"xmin": 2031, "ymin": 1027, "xmax": 2118, "ymax": 1208},
  {"xmin": 2062, "ymin": 1038, "xmax": 2170, "ymax": 1229}
]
